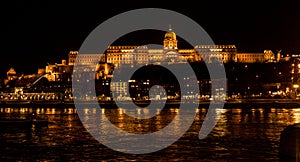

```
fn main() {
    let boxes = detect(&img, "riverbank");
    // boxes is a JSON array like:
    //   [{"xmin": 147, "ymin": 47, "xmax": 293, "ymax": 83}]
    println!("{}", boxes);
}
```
[{"xmin": 0, "ymin": 98, "xmax": 299, "ymax": 108}]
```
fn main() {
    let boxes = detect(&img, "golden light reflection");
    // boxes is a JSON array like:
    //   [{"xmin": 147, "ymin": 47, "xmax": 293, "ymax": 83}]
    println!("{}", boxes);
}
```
[
  {"xmin": 83, "ymin": 115, "xmax": 89, "ymax": 122},
  {"xmin": 258, "ymin": 108, "xmax": 264, "ymax": 115},
  {"xmin": 276, "ymin": 109, "xmax": 294, "ymax": 125},
  {"xmin": 19, "ymin": 108, "xmax": 27, "ymax": 114},
  {"xmin": 292, "ymin": 108, "xmax": 300, "ymax": 123},
  {"xmin": 13, "ymin": 109, "xmax": 18, "ymax": 113},
  {"xmin": 137, "ymin": 123, "xmax": 142, "ymax": 130},
  {"xmin": 229, "ymin": 109, "xmax": 239, "ymax": 122},
  {"xmin": 267, "ymin": 110, "xmax": 276, "ymax": 123},
  {"xmin": 156, "ymin": 108, "xmax": 161, "ymax": 115},
  {"xmin": 251, "ymin": 108, "xmax": 255, "ymax": 114},
  {"xmin": 271, "ymin": 108, "xmax": 276, "ymax": 113},
  {"xmin": 143, "ymin": 108, "xmax": 149, "ymax": 115},
  {"xmin": 215, "ymin": 108, "xmax": 226, "ymax": 116},
  {"xmin": 67, "ymin": 116, "xmax": 72, "ymax": 121},
  {"xmin": 172, "ymin": 112, "xmax": 180, "ymax": 135},
  {"xmin": 46, "ymin": 108, "xmax": 51, "ymax": 114},
  {"xmin": 84, "ymin": 108, "xmax": 89, "ymax": 114},
  {"xmin": 214, "ymin": 126, "xmax": 227, "ymax": 137},
  {"xmin": 63, "ymin": 108, "xmax": 73, "ymax": 114},
  {"xmin": 52, "ymin": 108, "xmax": 56, "ymax": 114},
  {"xmin": 68, "ymin": 108, "xmax": 73, "ymax": 114},
  {"xmin": 118, "ymin": 108, "xmax": 123, "ymax": 115},
  {"xmin": 118, "ymin": 122, "xmax": 124, "ymax": 128},
  {"xmin": 20, "ymin": 108, "xmax": 25, "ymax": 113},
  {"xmin": 92, "ymin": 108, "xmax": 96, "ymax": 114},
  {"xmin": 155, "ymin": 114, "xmax": 162, "ymax": 130},
  {"xmin": 282, "ymin": 108, "xmax": 289, "ymax": 113},
  {"xmin": 169, "ymin": 108, "xmax": 175, "ymax": 113},
  {"xmin": 5, "ymin": 108, "xmax": 11, "ymax": 113},
  {"xmin": 137, "ymin": 108, "xmax": 141, "ymax": 115},
  {"xmin": 83, "ymin": 108, "xmax": 96, "ymax": 115},
  {"xmin": 68, "ymin": 123, "xmax": 72, "ymax": 127},
  {"xmin": 231, "ymin": 108, "xmax": 241, "ymax": 114},
  {"xmin": 210, "ymin": 109, "xmax": 228, "ymax": 137}
]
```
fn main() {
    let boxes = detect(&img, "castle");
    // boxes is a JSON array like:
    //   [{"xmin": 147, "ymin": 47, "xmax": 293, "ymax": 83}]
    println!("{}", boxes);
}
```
[{"xmin": 3, "ymin": 27, "xmax": 299, "ymax": 100}]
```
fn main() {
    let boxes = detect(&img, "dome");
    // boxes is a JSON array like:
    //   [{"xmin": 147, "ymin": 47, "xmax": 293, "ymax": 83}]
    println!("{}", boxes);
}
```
[
  {"xmin": 164, "ymin": 30, "xmax": 176, "ymax": 40},
  {"xmin": 163, "ymin": 25, "xmax": 178, "ymax": 49}
]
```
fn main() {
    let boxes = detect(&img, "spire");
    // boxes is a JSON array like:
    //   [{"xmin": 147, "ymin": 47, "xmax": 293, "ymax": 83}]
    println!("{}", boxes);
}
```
[{"xmin": 169, "ymin": 24, "xmax": 172, "ymax": 31}]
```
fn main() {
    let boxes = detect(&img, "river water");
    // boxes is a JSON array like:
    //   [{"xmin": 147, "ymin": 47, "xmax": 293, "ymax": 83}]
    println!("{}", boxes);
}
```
[{"xmin": 0, "ymin": 106, "xmax": 299, "ymax": 161}]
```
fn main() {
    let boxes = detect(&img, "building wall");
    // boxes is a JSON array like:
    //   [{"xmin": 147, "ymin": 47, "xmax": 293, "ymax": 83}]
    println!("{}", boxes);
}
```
[
  {"xmin": 110, "ymin": 82, "xmax": 128, "ymax": 99},
  {"xmin": 292, "ymin": 56, "xmax": 300, "ymax": 91},
  {"xmin": 236, "ymin": 53, "xmax": 265, "ymax": 63},
  {"xmin": 45, "ymin": 60, "xmax": 73, "ymax": 82},
  {"xmin": 68, "ymin": 51, "xmax": 78, "ymax": 65},
  {"xmin": 235, "ymin": 50, "xmax": 275, "ymax": 63},
  {"xmin": 195, "ymin": 45, "xmax": 237, "ymax": 63}
]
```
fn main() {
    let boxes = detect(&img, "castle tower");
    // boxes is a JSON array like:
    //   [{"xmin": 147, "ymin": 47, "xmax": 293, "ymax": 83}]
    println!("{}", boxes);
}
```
[
  {"xmin": 68, "ymin": 51, "xmax": 78, "ymax": 65},
  {"xmin": 277, "ymin": 50, "xmax": 282, "ymax": 62},
  {"xmin": 7, "ymin": 67, "xmax": 17, "ymax": 81},
  {"xmin": 163, "ymin": 25, "xmax": 178, "ymax": 50}
]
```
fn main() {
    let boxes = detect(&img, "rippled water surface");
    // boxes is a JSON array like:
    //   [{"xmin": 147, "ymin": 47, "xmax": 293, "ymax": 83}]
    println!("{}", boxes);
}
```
[{"xmin": 0, "ymin": 106, "xmax": 299, "ymax": 161}]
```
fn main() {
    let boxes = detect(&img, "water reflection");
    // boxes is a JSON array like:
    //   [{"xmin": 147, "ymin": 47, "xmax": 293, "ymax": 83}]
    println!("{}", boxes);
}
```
[{"xmin": 0, "ymin": 106, "xmax": 299, "ymax": 161}]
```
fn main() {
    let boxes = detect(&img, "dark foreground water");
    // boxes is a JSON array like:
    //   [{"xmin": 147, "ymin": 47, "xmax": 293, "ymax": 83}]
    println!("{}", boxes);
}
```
[{"xmin": 0, "ymin": 106, "xmax": 299, "ymax": 161}]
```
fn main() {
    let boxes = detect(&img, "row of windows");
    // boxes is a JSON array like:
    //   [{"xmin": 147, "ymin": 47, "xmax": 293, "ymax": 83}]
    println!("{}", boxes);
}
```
[
  {"xmin": 108, "ymin": 58, "xmax": 148, "ymax": 60},
  {"xmin": 76, "ymin": 59, "xmax": 101, "ymax": 62},
  {"xmin": 195, "ymin": 45, "xmax": 236, "ymax": 49},
  {"xmin": 110, "ymin": 87, "xmax": 128, "ymax": 90},
  {"xmin": 111, "ymin": 82, "xmax": 128, "ymax": 86},
  {"xmin": 237, "ymin": 54, "xmax": 264, "ymax": 58},
  {"xmin": 239, "ymin": 58, "xmax": 264, "ymax": 61},
  {"xmin": 108, "ymin": 46, "xmax": 138, "ymax": 49}
]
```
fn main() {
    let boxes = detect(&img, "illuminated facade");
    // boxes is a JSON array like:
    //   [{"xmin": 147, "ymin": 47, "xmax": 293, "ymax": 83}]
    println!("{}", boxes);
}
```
[
  {"xmin": 110, "ymin": 81, "xmax": 129, "ymax": 100},
  {"xmin": 105, "ymin": 27, "xmax": 198, "ymax": 66},
  {"xmin": 45, "ymin": 60, "xmax": 72, "ymax": 82},
  {"xmin": 291, "ymin": 55, "xmax": 300, "ymax": 94},
  {"xmin": 195, "ymin": 45, "xmax": 237, "ymax": 63},
  {"xmin": 65, "ymin": 27, "xmax": 277, "ymax": 69},
  {"xmin": 163, "ymin": 27, "xmax": 178, "ymax": 49},
  {"xmin": 235, "ymin": 50, "xmax": 275, "ymax": 63},
  {"xmin": 104, "ymin": 28, "xmax": 276, "ymax": 65},
  {"xmin": 6, "ymin": 68, "xmax": 17, "ymax": 81},
  {"xmin": 68, "ymin": 51, "xmax": 105, "ymax": 66},
  {"xmin": 1, "ymin": 26, "xmax": 295, "ymax": 100}
]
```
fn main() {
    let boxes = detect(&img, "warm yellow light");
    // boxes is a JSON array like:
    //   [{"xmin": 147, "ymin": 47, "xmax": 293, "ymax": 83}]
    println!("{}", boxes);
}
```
[
  {"xmin": 298, "ymin": 64, "xmax": 300, "ymax": 68},
  {"xmin": 293, "ymin": 84, "xmax": 299, "ymax": 89}
]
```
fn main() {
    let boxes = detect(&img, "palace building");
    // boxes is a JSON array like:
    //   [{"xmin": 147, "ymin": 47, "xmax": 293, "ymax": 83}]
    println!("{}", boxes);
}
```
[
  {"xmin": 105, "ymin": 27, "xmax": 199, "ymax": 67},
  {"xmin": 103, "ymin": 27, "xmax": 277, "ymax": 65},
  {"xmin": 64, "ymin": 26, "xmax": 277, "ymax": 68},
  {"xmin": 44, "ymin": 26, "xmax": 277, "ymax": 82}
]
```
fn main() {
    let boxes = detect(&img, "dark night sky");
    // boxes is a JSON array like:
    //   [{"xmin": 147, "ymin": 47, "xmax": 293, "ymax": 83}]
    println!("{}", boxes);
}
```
[{"xmin": 1, "ymin": 0, "xmax": 300, "ymax": 75}]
